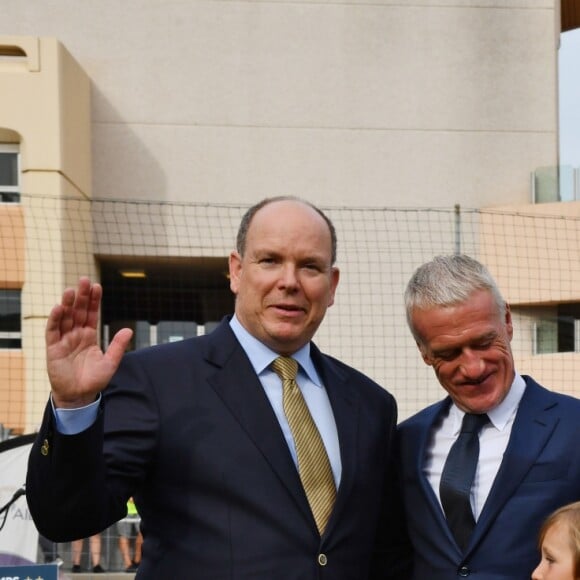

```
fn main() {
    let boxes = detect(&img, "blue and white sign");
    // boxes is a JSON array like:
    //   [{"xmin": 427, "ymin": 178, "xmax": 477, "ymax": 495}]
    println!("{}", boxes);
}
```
[{"xmin": 0, "ymin": 563, "xmax": 58, "ymax": 580}]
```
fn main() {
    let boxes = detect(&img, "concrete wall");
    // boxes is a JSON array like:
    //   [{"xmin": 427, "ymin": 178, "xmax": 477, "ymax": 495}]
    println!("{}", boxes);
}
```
[{"xmin": 1, "ymin": 1, "xmax": 559, "ymax": 208}]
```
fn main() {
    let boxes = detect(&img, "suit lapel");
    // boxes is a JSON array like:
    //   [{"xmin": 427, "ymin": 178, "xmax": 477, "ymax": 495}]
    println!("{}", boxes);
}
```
[
  {"xmin": 416, "ymin": 401, "xmax": 461, "ymax": 546},
  {"xmin": 468, "ymin": 379, "xmax": 559, "ymax": 550},
  {"xmin": 203, "ymin": 321, "xmax": 312, "ymax": 522}
]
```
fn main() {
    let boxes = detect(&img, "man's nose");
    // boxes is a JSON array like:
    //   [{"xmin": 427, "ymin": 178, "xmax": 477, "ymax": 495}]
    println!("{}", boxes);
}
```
[
  {"xmin": 278, "ymin": 264, "xmax": 299, "ymax": 287},
  {"xmin": 458, "ymin": 349, "xmax": 484, "ymax": 378}
]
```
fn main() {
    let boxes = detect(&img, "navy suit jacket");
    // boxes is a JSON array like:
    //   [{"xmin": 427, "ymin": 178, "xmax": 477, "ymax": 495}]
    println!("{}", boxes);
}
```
[
  {"xmin": 398, "ymin": 377, "xmax": 580, "ymax": 579},
  {"xmin": 27, "ymin": 318, "xmax": 412, "ymax": 579}
]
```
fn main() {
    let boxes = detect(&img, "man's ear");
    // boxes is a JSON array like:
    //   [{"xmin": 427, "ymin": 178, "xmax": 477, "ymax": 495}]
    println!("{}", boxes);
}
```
[
  {"xmin": 504, "ymin": 302, "xmax": 514, "ymax": 341},
  {"xmin": 417, "ymin": 341, "xmax": 433, "ymax": 366},
  {"xmin": 327, "ymin": 267, "xmax": 340, "ymax": 307},
  {"xmin": 228, "ymin": 251, "xmax": 242, "ymax": 295}
]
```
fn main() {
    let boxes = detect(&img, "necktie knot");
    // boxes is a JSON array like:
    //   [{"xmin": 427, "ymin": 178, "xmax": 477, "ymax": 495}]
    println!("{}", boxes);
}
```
[
  {"xmin": 461, "ymin": 413, "xmax": 489, "ymax": 434},
  {"xmin": 272, "ymin": 356, "xmax": 298, "ymax": 382}
]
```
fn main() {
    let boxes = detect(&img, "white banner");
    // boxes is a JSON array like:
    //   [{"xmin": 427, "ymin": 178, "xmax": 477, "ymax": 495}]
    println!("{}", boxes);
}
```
[{"xmin": 0, "ymin": 435, "xmax": 37, "ymax": 566}]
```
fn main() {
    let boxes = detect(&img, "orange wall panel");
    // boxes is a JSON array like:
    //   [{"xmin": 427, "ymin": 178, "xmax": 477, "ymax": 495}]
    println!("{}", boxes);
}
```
[
  {"xmin": 0, "ymin": 350, "xmax": 25, "ymax": 434},
  {"xmin": 0, "ymin": 205, "xmax": 25, "ymax": 287}
]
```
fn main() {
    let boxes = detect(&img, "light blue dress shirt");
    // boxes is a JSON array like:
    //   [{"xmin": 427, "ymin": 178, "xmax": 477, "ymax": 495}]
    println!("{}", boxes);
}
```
[{"xmin": 230, "ymin": 315, "xmax": 342, "ymax": 487}]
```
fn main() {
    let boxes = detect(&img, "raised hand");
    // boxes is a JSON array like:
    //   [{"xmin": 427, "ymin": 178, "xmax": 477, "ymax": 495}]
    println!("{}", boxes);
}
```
[{"xmin": 46, "ymin": 277, "xmax": 133, "ymax": 408}]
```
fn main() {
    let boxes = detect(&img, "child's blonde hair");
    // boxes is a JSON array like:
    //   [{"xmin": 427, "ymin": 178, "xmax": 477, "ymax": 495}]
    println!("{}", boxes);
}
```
[{"xmin": 538, "ymin": 501, "xmax": 580, "ymax": 578}]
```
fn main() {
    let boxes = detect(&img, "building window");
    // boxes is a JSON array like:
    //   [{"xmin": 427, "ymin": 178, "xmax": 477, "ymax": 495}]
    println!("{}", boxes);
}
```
[
  {"xmin": 533, "ymin": 319, "xmax": 558, "ymax": 354},
  {"xmin": 533, "ymin": 303, "xmax": 580, "ymax": 354},
  {"xmin": 0, "ymin": 289, "xmax": 21, "ymax": 348},
  {"xmin": 0, "ymin": 144, "xmax": 20, "ymax": 203}
]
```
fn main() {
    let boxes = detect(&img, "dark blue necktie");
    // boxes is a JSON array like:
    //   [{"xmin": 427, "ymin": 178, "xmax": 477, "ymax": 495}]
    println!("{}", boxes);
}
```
[{"xmin": 440, "ymin": 412, "xmax": 489, "ymax": 552}]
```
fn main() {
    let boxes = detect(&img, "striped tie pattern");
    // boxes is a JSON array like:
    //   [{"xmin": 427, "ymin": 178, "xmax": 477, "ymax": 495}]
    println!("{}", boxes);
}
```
[{"xmin": 272, "ymin": 356, "xmax": 336, "ymax": 535}]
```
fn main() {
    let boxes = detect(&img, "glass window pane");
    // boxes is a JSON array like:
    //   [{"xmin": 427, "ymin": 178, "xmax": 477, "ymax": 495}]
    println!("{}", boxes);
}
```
[
  {"xmin": 0, "ymin": 290, "xmax": 21, "ymax": 332},
  {"xmin": 0, "ymin": 153, "xmax": 18, "ymax": 186},
  {"xmin": 0, "ymin": 337, "xmax": 21, "ymax": 348},
  {"xmin": 535, "ymin": 319, "xmax": 558, "ymax": 354},
  {"xmin": 0, "ymin": 192, "xmax": 20, "ymax": 203}
]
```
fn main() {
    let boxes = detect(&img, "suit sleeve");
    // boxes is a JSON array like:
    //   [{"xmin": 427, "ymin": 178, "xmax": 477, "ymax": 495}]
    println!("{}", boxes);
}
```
[
  {"xmin": 26, "ymin": 350, "xmax": 158, "ymax": 542},
  {"xmin": 26, "ymin": 401, "xmax": 124, "ymax": 541}
]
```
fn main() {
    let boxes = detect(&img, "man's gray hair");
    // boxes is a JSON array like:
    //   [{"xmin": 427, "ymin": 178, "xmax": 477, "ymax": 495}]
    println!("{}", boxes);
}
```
[{"xmin": 404, "ymin": 254, "xmax": 506, "ymax": 341}]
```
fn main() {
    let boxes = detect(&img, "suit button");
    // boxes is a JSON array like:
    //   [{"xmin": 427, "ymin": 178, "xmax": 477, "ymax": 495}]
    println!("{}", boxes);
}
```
[
  {"xmin": 41, "ymin": 439, "xmax": 49, "ymax": 456},
  {"xmin": 318, "ymin": 553, "xmax": 328, "ymax": 566},
  {"xmin": 458, "ymin": 565, "xmax": 470, "ymax": 576}
]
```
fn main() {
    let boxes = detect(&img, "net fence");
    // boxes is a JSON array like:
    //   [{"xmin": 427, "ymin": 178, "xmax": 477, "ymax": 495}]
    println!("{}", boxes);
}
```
[{"xmin": 1, "ymin": 194, "xmax": 579, "ymax": 435}]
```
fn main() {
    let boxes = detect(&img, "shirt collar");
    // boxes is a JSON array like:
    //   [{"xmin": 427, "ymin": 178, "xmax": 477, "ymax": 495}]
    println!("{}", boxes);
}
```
[
  {"xmin": 229, "ymin": 314, "xmax": 322, "ymax": 386},
  {"xmin": 449, "ymin": 372, "xmax": 526, "ymax": 433}
]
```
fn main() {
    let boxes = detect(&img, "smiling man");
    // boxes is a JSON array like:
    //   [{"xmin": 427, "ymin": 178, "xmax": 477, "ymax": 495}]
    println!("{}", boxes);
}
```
[
  {"xmin": 398, "ymin": 254, "xmax": 580, "ymax": 579},
  {"xmin": 229, "ymin": 198, "xmax": 340, "ymax": 357},
  {"xmin": 27, "ymin": 196, "xmax": 412, "ymax": 580}
]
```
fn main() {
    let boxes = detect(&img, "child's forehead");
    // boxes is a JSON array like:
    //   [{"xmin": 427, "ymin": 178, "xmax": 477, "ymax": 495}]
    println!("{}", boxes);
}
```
[{"xmin": 544, "ymin": 520, "xmax": 572, "ymax": 545}]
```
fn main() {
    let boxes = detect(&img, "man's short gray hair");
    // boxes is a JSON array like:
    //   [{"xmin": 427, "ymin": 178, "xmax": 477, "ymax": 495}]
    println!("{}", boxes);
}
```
[{"xmin": 404, "ymin": 254, "xmax": 506, "ymax": 341}]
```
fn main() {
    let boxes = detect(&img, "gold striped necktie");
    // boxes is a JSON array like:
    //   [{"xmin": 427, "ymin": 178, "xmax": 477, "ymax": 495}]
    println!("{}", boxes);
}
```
[{"xmin": 271, "ymin": 356, "xmax": 336, "ymax": 535}]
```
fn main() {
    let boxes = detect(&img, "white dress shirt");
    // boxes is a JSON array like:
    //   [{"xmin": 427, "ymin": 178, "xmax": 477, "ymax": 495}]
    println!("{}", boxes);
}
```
[{"xmin": 425, "ymin": 373, "xmax": 526, "ymax": 520}]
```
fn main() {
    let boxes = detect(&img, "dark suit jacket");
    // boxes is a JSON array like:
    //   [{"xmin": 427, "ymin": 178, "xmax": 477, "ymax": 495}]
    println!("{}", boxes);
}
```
[
  {"xmin": 398, "ymin": 376, "xmax": 580, "ymax": 580},
  {"xmin": 27, "ymin": 318, "xmax": 412, "ymax": 579}
]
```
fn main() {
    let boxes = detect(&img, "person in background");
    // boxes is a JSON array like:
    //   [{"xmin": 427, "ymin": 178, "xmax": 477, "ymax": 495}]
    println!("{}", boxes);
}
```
[
  {"xmin": 71, "ymin": 533, "xmax": 105, "ymax": 573},
  {"xmin": 26, "ymin": 196, "xmax": 412, "ymax": 579},
  {"xmin": 38, "ymin": 533, "xmax": 62, "ymax": 567},
  {"xmin": 398, "ymin": 253, "xmax": 580, "ymax": 579},
  {"xmin": 532, "ymin": 501, "xmax": 580, "ymax": 580},
  {"xmin": 117, "ymin": 497, "xmax": 143, "ymax": 573}
]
